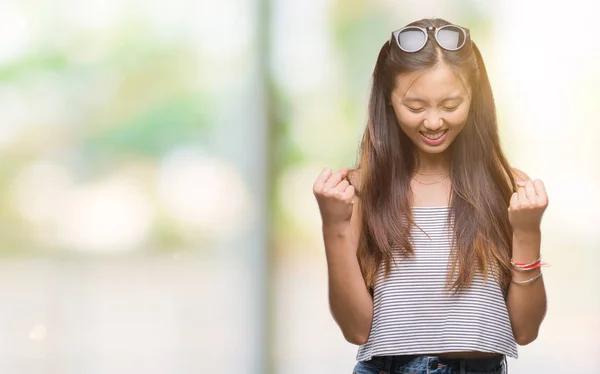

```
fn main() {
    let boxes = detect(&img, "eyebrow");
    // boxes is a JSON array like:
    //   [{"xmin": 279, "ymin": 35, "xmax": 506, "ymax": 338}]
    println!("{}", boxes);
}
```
[{"xmin": 403, "ymin": 96, "xmax": 463, "ymax": 103}]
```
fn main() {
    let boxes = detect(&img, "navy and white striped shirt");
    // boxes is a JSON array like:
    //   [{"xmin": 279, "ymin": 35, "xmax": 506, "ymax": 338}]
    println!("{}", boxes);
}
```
[{"xmin": 356, "ymin": 206, "xmax": 518, "ymax": 361}]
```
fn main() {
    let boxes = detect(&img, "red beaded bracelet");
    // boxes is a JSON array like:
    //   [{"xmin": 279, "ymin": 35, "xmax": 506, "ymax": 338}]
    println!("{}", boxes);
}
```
[
  {"xmin": 511, "ymin": 256, "xmax": 549, "ymax": 271},
  {"xmin": 511, "ymin": 256, "xmax": 541, "ymax": 267}
]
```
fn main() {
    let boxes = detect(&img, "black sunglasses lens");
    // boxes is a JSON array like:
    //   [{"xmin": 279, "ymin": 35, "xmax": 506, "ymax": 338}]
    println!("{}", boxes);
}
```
[
  {"xmin": 398, "ymin": 29, "xmax": 427, "ymax": 52},
  {"xmin": 437, "ymin": 26, "xmax": 466, "ymax": 50}
]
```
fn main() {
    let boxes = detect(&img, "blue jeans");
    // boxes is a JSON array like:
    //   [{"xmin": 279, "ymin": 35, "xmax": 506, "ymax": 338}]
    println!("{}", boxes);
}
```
[{"xmin": 352, "ymin": 355, "xmax": 507, "ymax": 374}]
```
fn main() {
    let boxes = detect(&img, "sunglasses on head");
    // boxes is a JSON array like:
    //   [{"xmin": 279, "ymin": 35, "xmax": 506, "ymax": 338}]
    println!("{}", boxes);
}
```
[{"xmin": 389, "ymin": 24, "xmax": 469, "ymax": 53}]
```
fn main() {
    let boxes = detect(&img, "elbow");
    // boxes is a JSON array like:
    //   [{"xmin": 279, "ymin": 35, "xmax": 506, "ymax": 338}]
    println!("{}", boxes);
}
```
[
  {"xmin": 515, "ymin": 332, "xmax": 538, "ymax": 346},
  {"xmin": 344, "ymin": 331, "xmax": 369, "ymax": 345}
]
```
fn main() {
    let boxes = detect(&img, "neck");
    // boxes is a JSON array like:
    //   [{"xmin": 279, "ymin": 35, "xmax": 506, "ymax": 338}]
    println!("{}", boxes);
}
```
[{"xmin": 415, "ymin": 151, "xmax": 450, "ymax": 174}]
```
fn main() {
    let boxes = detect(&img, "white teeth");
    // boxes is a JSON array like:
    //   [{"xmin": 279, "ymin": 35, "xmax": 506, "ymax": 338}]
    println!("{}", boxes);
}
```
[{"xmin": 422, "ymin": 130, "xmax": 447, "ymax": 140}]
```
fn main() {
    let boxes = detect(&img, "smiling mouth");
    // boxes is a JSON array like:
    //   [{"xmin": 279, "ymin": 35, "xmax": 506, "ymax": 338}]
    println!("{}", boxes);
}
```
[{"xmin": 420, "ymin": 130, "xmax": 448, "ymax": 140}]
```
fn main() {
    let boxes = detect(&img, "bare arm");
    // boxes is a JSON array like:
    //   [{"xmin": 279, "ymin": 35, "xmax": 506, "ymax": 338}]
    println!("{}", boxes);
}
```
[
  {"xmin": 506, "ymin": 168, "xmax": 548, "ymax": 345},
  {"xmin": 314, "ymin": 168, "xmax": 373, "ymax": 345},
  {"xmin": 324, "ymin": 199, "xmax": 373, "ymax": 345}
]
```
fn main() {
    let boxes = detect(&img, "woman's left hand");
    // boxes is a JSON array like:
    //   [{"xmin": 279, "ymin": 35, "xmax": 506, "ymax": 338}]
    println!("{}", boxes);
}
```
[{"xmin": 508, "ymin": 179, "xmax": 549, "ymax": 233}]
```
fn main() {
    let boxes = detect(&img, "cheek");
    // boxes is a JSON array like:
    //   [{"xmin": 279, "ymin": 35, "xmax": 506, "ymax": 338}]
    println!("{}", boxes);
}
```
[
  {"xmin": 395, "ymin": 110, "xmax": 422, "ymax": 129},
  {"xmin": 445, "ymin": 107, "xmax": 470, "ymax": 127}
]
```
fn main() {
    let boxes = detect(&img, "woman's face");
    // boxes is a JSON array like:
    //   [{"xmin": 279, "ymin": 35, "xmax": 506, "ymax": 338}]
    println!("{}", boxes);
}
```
[{"xmin": 390, "ymin": 63, "xmax": 471, "ymax": 155}]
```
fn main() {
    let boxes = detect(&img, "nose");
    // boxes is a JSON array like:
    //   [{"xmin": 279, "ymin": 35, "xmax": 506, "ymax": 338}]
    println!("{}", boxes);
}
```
[{"xmin": 423, "ymin": 116, "xmax": 444, "ymax": 132}]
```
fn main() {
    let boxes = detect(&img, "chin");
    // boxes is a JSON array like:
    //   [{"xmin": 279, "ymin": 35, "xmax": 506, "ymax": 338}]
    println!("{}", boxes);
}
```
[{"xmin": 416, "ymin": 143, "xmax": 451, "ymax": 155}]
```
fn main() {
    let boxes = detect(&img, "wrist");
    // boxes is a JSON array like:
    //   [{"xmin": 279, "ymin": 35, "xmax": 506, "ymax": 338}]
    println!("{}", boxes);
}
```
[
  {"xmin": 322, "ymin": 219, "xmax": 351, "ymax": 230},
  {"xmin": 513, "ymin": 227, "xmax": 541, "ymax": 238},
  {"xmin": 513, "ymin": 229, "xmax": 541, "ymax": 247},
  {"xmin": 512, "ymin": 228, "xmax": 541, "ymax": 261},
  {"xmin": 322, "ymin": 220, "xmax": 352, "ymax": 238}
]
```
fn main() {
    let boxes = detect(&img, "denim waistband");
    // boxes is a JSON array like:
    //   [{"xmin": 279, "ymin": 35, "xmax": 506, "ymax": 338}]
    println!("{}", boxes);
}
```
[{"xmin": 364, "ymin": 354, "xmax": 505, "ymax": 372}]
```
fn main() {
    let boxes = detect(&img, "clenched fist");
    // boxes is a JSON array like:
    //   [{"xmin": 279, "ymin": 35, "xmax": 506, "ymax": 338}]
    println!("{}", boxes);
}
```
[
  {"xmin": 508, "ymin": 179, "xmax": 549, "ymax": 233},
  {"xmin": 313, "ymin": 167, "xmax": 356, "ymax": 226}
]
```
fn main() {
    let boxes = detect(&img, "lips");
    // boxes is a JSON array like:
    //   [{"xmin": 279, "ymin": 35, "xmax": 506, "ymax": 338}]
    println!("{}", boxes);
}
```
[
  {"xmin": 419, "ymin": 130, "xmax": 448, "ymax": 146},
  {"xmin": 420, "ymin": 130, "xmax": 448, "ymax": 140}
]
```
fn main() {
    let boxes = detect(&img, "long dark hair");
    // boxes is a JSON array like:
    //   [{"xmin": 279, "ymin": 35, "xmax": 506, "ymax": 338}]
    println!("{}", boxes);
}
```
[{"xmin": 353, "ymin": 18, "xmax": 517, "ymax": 296}]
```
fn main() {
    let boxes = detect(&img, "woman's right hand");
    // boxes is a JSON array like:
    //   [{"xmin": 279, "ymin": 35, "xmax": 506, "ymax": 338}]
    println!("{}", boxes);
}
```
[{"xmin": 312, "ymin": 167, "xmax": 355, "ymax": 227}]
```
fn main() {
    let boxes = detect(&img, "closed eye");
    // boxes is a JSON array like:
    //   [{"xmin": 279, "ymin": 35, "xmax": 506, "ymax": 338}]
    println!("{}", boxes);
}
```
[
  {"xmin": 443, "ymin": 105, "xmax": 459, "ymax": 112},
  {"xmin": 407, "ymin": 106, "xmax": 425, "ymax": 113}
]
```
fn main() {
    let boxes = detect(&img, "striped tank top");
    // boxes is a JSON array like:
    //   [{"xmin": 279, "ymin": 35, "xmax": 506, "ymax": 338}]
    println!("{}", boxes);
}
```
[{"xmin": 356, "ymin": 206, "xmax": 518, "ymax": 361}]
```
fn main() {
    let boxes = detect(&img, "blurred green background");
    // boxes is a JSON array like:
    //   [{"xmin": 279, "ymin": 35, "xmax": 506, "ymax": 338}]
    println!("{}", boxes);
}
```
[{"xmin": 0, "ymin": 0, "xmax": 598, "ymax": 373}]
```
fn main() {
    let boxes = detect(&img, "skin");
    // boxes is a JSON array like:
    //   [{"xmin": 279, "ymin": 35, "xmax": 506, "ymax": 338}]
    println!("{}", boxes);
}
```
[
  {"xmin": 391, "ymin": 63, "xmax": 472, "ymax": 177},
  {"xmin": 390, "ymin": 63, "xmax": 472, "ymax": 206},
  {"xmin": 313, "ymin": 62, "xmax": 548, "ymax": 359}
]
